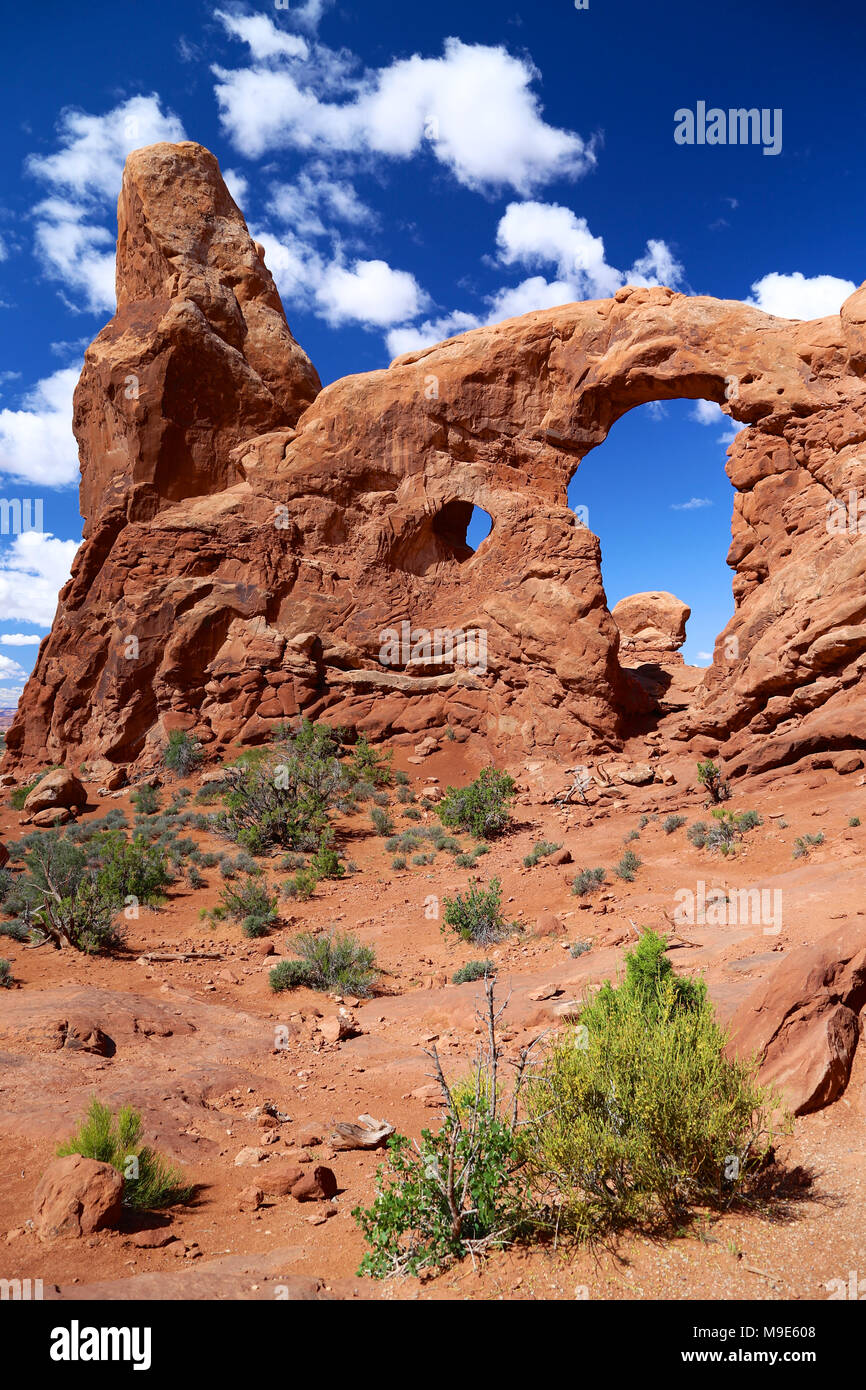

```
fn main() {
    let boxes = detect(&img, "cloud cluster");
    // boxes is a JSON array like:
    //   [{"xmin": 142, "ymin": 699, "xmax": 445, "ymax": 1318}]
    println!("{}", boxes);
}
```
[
  {"xmin": 0, "ymin": 531, "xmax": 78, "ymax": 626},
  {"xmin": 386, "ymin": 200, "xmax": 685, "ymax": 357},
  {"xmin": 0, "ymin": 367, "xmax": 80, "ymax": 487},
  {"xmin": 28, "ymin": 94, "xmax": 186, "ymax": 314},
  {"xmin": 213, "ymin": 26, "xmax": 594, "ymax": 194},
  {"xmin": 749, "ymin": 271, "xmax": 856, "ymax": 320}
]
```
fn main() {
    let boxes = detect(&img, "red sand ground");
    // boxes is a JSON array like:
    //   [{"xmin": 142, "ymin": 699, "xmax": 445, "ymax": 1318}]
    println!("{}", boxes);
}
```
[{"xmin": 0, "ymin": 736, "xmax": 864, "ymax": 1301}]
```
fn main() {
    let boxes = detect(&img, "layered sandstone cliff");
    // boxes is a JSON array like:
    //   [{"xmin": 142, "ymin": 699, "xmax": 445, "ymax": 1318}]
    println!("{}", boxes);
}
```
[{"xmin": 5, "ymin": 142, "xmax": 865, "ymax": 776}]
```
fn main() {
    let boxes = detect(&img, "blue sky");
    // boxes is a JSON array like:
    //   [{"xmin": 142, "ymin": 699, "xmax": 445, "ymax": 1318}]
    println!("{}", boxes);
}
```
[{"xmin": 0, "ymin": 0, "xmax": 862, "ymax": 695}]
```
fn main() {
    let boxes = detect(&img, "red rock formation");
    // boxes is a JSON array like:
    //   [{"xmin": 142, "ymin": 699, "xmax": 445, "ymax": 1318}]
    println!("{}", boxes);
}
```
[{"xmin": 5, "ymin": 141, "xmax": 866, "ymax": 776}]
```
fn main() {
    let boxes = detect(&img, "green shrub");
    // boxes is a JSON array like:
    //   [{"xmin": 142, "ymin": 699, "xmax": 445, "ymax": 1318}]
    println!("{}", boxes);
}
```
[
  {"xmin": 347, "ymin": 735, "xmax": 392, "ymax": 788},
  {"xmin": 369, "ymin": 806, "xmax": 394, "ymax": 836},
  {"xmin": 397, "ymin": 785, "xmax": 415, "ymax": 804},
  {"xmin": 623, "ymin": 829, "xmax": 640, "ymax": 844},
  {"xmin": 91, "ymin": 832, "xmax": 172, "ymax": 907},
  {"xmin": 523, "ymin": 840, "xmax": 562, "ymax": 868},
  {"xmin": 0, "ymin": 959, "xmax": 14, "ymax": 988},
  {"xmin": 524, "ymin": 929, "xmax": 777, "ymax": 1242},
  {"xmin": 663, "ymin": 814, "xmax": 687, "ymax": 834},
  {"xmin": 215, "ymin": 720, "xmax": 346, "ymax": 854},
  {"xmin": 697, "ymin": 759, "xmax": 730, "ymax": 805},
  {"xmin": 310, "ymin": 843, "xmax": 345, "ymax": 879},
  {"xmin": 849, "ymin": 816, "xmax": 860, "ymax": 828},
  {"xmin": 131, "ymin": 783, "xmax": 161, "ymax": 815},
  {"xmin": 569, "ymin": 940, "xmax": 592, "ymax": 959},
  {"xmin": 572, "ymin": 867, "xmax": 605, "ymax": 898},
  {"xmin": 452, "ymin": 959, "xmax": 497, "ymax": 984},
  {"xmin": 282, "ymin": 866, "xmax": 320, "ymax": 900},
  {"xmin": 16, "ymin": 833, "xmax": 123, "ymax": 953},
  {"xmin": 705, "ymin": 809, "xmax": 763, "ymax": 856},
  {"xmin": 0, "ymin": 920, "xmax": 30, "ymax": 942},
  {"xmin": 391, "ymin": 855, "xmax": 407, "ymax": 870},
  {"xmin": 793, "ymin": 832, "xmax": 824, "ymax": 859},
  {"xmin": 161, "ymin": 730, "xmax": 203, "ymax": 778},
  {"xmin": 395, "ymin": 769, "xmax": 410, "ymax": 787},
  {"xmin": 186, "ymin": 865, "xmax": 206, "ymax": 891},
  {"xmin": 269, "ymin": 959, "xmax": 314, "ymax": 992},
  {"xmin": 219, "ymin": 874, "xmax": 277, "ymax": 929},
  {"xmin": 442, "ymin": 878, "xmax": 512, "ymax": 945},
  {"xmin": 285, "ymin": 929, "xmax": 378, "ymax": 996},
  {"xmin": 438, "ymin": 767, "xmax": 515, "ymax": 840},
  {"xmin": 402, "ymin": 806, "xmax": 422, "ymax": 821},
  {"xmin": 353, "ymin": 981, "xmax": 529, "ymax": 1278},
  {"xmin": 614, "ymin": 849, "xmax": 641, "ymax": 882},
  {"xmin": 57, "ymin": 1099, "xmax": 193, "ymax": 1210},
  {"xmin": 687, "ymin": 820, "xmax": 708, "ymax": 848}
]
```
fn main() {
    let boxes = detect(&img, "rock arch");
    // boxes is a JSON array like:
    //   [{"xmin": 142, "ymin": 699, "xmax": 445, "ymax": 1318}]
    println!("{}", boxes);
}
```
[{"xmin": 6, "ymin": 142, "xmax": 866, "ymax": 777}]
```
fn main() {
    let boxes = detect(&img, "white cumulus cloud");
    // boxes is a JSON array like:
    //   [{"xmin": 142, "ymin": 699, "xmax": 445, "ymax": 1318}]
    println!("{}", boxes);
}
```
[
  {"xmin": 0, "ymin": 653, "xmax": 27, "ymax": 681},
  {"xmin": 0, "ymin": 367, "xmax": 80, "ymax": 487},
  {"xmin": 749, "ymin": 271, "xmax": 856, "ymax": 320},
  {"xmin": 0, "ymin": 531, "xmax": 79, "ymax": 626},
  {"xmin": 0, "ymin": 633, "xmax": 42, "ymax": 645},
  {"xmin": 214, "ymin": 38, "xmax": 593, "ymax": 193},
  {"xmin": 317, "ymin": 259, "xmax": 428, "ymax": 327},
  {"xmin": 27, "ymin": 94, "xmax": 185, "ymax": 313},
  {"xmin": 215, "ymin": 10, "xmax": 310, "ymax": 62}
]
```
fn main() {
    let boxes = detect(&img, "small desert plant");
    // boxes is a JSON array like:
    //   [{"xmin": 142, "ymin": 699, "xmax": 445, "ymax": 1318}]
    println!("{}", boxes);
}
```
[
  {"xmin": 310, "ymin": 842, "xmax": 345, "ymax": 879},
  {"xmin": 131, "ymin": 783, "xmax": 161, "ymax": 815},
  {"xmin": 353, "ymin": 981, "xmax": 533, "ymax": 1277},
  {"xmin": 278, "ymin": 929, "xmax": 378, "ymax": 996},
  {"xmin": 614, "ymin": 849, "xmax": 641, "ymax": 882},
  {"xmin": 0, "ymin": 959, "xmax": 14, "ymax": 988},
  {"xmin": 369, "ymin": 806, "xmax": 395, "ymax": 837},
  {"xmin": 219, "ymin": 874, "xmax": 277, "ymax": 931},
  {"xmin": 282, "ymin": 867, "xmax": 320, "ymax": 901},
  {"xmin": 391, "ymin": 855, "xmax": 407, "ymax": 870},
  {"xmin": 569, "ymin": 940, "xmax": 592, "ymax": 959},
  {"xmin": 442, "ymin": 878, "xmax": 513, "ymax": 945},
  {"xmin": 523, "ymin": 840, "xmax": 562, "ymax": 868},
  {"xmin": 623, "ymin": 829, "xmax": 641, "ymax": 844},
  {"xmin": 162, "ymin": 730, "xmax": 203, "ymax": 778},
  {"xmin": 793, "ymin": 832, "xmax": 825, "ymax": 859},
  {"xmin": 269, "ymin": 959, "xmax": 314, "ymax": 992},
  {"xmin": 697, "ymin": 759, "xmax": 730, "ymax": 805},
  {"xmin": 706, "ymin": 809, "xmax": 763, "ymax": 856},
  {"xmin": 438, "ymin": 767, "xmax": 515, "ymax": 840},
  {"xmin": 57, "ymin": 1099, "xmax": 193, "ymax": 1209},
  {"xmin": 687, "ymin": 821, "xmax": 708, "ymax": 849},
  {"xmin": 572, "ymin": 867, "xmax": 606, "ymax": 898},
  {"xmin": 663, "ymin": 814, "xmax": 687, "ymax": 834},
  {"xmin": 452, "ymin": 959, "xmax": 497, "ymax": 984},
  {"xmin": 849, "ymin": 816, "xmax": 860, "ymax": 828},
  {"xmin": 347, "ymin": 735, "xmax": 392, "ymax": 788}
]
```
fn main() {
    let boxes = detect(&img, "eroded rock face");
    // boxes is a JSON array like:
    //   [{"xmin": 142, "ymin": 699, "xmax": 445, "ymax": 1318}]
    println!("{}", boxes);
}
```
[
  {"xmin": 726, "ymin": 927, "xmax": 866, "ymax": 1114},
  {"xmin": 5, "ymin": 141, "xmax": 866, "ymax": 775},
  {"xmin": 612, "ymin": 591, "xmax": 690, "ymax": 654}
]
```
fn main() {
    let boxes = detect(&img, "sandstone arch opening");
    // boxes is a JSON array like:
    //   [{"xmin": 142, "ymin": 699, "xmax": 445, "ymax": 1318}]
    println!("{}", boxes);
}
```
[
  {"xmin": 568, "ymin": 397, "xmax": 742, "ymax": 718},
  {"xmin": 390, "ymin": 500, "xmax": 493, "ymax": 576}
]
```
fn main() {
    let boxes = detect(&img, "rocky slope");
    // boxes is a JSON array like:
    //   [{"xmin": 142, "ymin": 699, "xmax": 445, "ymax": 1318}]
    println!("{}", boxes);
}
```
[{"xmin": 5, "ymin": 140, "xmax": 865, "ymax": 778}]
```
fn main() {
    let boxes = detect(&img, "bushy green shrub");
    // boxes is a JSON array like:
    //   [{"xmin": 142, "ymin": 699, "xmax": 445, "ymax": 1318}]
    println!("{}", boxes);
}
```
[
  {"xmin": 215, "ymin": 720, "xmax": 346, "ymax": 854},
  {"xmin": 663, "ymin": 814, "xmax": 687, "ymax": 834},
  {"xmin": 438, "ymin": 767, "xmax": 515, "ymax": 840},
  {"xmin": 391, "ymin": 855, "xmax": 407, "ymax": 870},
  {"xmin": 523, "ymin": 929, "xmax": 777, "ymax": 1242},
  {"xmin": 162, "ymin": 730, "xmax": 203, "ymax": 777},
  {"xmin": 369, "ymin": 806, "xmax": 394, "ymax": 836},
  {"xmin": 614, "ymin": 849, "xmax": 641, "ymax": 882},
  {"xmin": 276, "ymin": 929, "xmax": 378, "ymax": 996},
  {"xmin": 793, "ymin": 832, "xmax": 824, "ymax": 859},
  {"xmin": 131, "ymin": 783, "xmax": 161, "ymax": 816},
  {"xmin": 687, "ymin": 820, "xmax": 708, "ymax": 848},
  {"xmin": 57, "ymin": 1099, "xmax": 193, "ymax": 1210},
  {"xmin": 16, "ymin": 833, "xmax": 124, "ymax": 953},
  {"xmin": 697, "ymin": 759, "xmax": 730, "ymax": 804},
  {"xmin": 219, "ymin": 874, "xmax": 277, "ymax": 929},
  {"xmin": 282, "ymin": 867, "xmax": 320, "ymax": 900},
  {"xmin": 705, "ymin": 808, "xmax": 763, "ymax": 856},
  {"xmin": 451, "ymin": 959, "xmax": 497, "ymax": 984},
  {"xmin": 0, "ymin": 959, "xmax": 14, "ymax": 988},
  {"xmin": 310, "ymin": 843, "xmax": 345, "ymax": 879},
  {"xmin": 347, "ymin": 735, "xmax": 392, "ymax": 788},
  {"xmin": 572, "ymin": 867, "xmax": 606, "ymax": 900},
  {"xmin": 523, "ymin": 840, "xmax": 562, "ymax": 868},
  {"xmin": 442, "ymin": 878, "xmax": 512, "ymax": 944}
]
